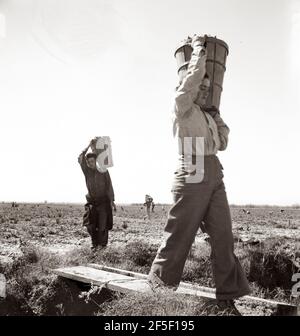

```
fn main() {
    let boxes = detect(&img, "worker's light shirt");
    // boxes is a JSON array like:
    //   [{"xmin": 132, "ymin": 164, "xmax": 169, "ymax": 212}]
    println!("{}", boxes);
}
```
[{"xmin": 173, "ymin": 41, "xmax": 230, "ymax": 156}]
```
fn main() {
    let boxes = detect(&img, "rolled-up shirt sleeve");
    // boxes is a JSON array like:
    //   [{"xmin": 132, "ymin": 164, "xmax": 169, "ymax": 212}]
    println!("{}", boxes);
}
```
[
  {"xmin": 213, "ymin": 113, "xmax": 230, "ymax": 151},
  {"xmin": 175, "ymin": 46, "xmax": 207, "ymax": 118}
]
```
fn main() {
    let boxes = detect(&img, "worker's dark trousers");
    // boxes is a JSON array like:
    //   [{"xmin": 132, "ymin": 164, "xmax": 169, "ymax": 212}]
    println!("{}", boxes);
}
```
[
  {"xmin": 146, "ymin": 207, "xmax": 151, "ymax": 219},
  {"xmin": 148, "ymin": 155, "xmax": 251, "ymax": 300},
  {"xmin": 87, "ymin": 204, "xmax": 109, "ymax": 248}
]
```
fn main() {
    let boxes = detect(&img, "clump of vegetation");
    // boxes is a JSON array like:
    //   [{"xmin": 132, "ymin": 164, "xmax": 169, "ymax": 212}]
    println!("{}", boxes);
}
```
[
  {"xmin": 98, "ymin": 290, "xmax": 206, "ymax": 316},
  {"xmin": 182, "ymin": 258, "xmax": 213, "ymax": 287},
  {"xmin": 96, "ymin": 245, "xmax": 123, "ymax": 264},
  {"xmin": 248, "ymin": 238, "xmax": 299, "ymax": 292},
  {"xmin": 124, "ymin": 240, "xmax": 158, "ymax": 267}
]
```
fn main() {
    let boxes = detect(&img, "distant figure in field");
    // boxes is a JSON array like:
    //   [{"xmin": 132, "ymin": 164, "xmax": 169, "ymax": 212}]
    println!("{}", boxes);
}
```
[
  {"xmin": 78, "ymin": 139, "xmax": 116, "ymax": 251},
  {"xmin": 144, "ymin": 194, "xmax": 154, "ymax": 220},
  {"xmin": 151, "ymin": 202, "xmax": 155, "ymax": 213}
]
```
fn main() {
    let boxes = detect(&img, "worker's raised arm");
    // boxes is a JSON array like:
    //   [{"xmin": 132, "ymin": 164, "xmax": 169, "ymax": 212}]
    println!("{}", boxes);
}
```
[
  {"xmin": 78, "ymin": 143, "xmax": 90, "ymax": 173},
  {"xmin": 175, "ymin": 35, "xmax": 207, "ymax": 118},
  {"xmin": 213, "ymin": 113, "xmax": 230, "ymax": 151}
]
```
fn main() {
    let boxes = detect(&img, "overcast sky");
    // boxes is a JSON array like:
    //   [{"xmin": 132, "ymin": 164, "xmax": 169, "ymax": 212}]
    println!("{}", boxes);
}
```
[{"xmin": 0, "ymin": 0, "xmax": 299, "ymax": 205}]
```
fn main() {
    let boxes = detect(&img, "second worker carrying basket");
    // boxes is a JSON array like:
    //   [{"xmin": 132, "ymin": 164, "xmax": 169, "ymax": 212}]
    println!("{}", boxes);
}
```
[{"xmin": 174, "ymin": 34, "xmax": 229, "ymax": 114}]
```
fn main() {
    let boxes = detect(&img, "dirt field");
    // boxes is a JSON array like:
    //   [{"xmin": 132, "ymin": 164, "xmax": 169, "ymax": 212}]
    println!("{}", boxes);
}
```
[{"xmin": 0, "ymin": 202, "xmax": 299, "ymax": 316}]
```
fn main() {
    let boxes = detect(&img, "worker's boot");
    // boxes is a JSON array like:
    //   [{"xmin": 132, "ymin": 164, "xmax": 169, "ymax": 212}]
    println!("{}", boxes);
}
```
[
  {"xmin": 216, "ymin": 299, "xmax": 242, "ymax": 316},
  {"xmin": 147, "ymin": 273, "xmax": 177, "ymax": 293}
]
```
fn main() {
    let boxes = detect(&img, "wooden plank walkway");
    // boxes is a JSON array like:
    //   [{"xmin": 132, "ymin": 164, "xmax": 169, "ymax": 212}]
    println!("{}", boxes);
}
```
[
  {"xmin": 87, "ymin": 263, "xmax": 216, "ymax": 294},
  {"xmin": 86, "ymin": 264, "xmax": 297, "ymax": 309},
  {"xmin": 53, "ymin": 265, "xmax": 215, "ymax": 299},
  {"xmin": 53, "ymin": 264, "xmax": 298, "ymax": 315}
]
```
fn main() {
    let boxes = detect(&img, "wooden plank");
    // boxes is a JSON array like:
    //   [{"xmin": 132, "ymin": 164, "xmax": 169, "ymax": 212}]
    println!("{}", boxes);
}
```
[
  {"xmin": 87, "ymin": 263, "xmax": 216, "ymax": 294},
  {"xmin": 54, "ymin": 264, "xmax": 298, "ymax": 313},
  {"xmin": 53, "ymin": 266, "xmax": 215, "ymax": 299},
  {"xmin": 0, "ymin": 274, "xmax": 6, "ymax": 299},
  {"xmin": 53, "ymin": 265, "xmax": 298, "ymax": 315},
  {"xmin": 86, "ymin": 263, "xmax": 297, "ymax": 309},
  {"xmin": 176, "ymin": 286, "xmax": 215, "ymax": 299},
  {"xmin": 87, "ymin": 264, "xmax": 149, "ymax": 280},
  {"xmin": 54, "ymin": 266, "xmax": 153, "ymax": 294}
]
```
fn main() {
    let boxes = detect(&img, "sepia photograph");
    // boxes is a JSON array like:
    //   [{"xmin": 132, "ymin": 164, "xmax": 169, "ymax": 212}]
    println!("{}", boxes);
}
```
[{"xmin": 0, "ymin": 0, "xmax": 299, "ymax": 321}]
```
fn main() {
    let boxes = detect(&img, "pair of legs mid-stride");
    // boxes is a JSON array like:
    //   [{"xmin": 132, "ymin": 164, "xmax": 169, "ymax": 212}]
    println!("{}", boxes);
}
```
[{"xmin": 148, "ymin": 155, "xmax": 251, "ymax": 314}]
